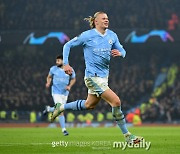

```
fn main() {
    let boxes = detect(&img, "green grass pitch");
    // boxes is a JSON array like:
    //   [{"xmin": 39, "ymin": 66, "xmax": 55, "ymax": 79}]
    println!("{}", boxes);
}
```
[{"xmin": 0, "ymin": 126, "xmax": 180, "ymax": 154}]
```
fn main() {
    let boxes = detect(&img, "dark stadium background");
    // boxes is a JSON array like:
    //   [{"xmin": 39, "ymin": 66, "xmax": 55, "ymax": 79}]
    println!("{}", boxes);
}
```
[{"xmin": 0, "ymin": 0, "xmax": 180, "ymax": 125}]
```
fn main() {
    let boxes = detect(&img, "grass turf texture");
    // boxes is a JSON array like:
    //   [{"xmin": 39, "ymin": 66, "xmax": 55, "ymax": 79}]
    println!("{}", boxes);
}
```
[{"xmin": 0, "ymin": 126, "xmax": 180, "ymax": 154}]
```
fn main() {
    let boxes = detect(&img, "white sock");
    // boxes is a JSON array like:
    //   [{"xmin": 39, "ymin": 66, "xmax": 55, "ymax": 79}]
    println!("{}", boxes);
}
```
[
  {"xmin": 47, "ymin": 106, "xmax": 50, "ymax": 112},
  {"xmin": 124, "ymin": 131, "xmax": 131, "ymax": 137},
  {"xmin": 62, "ymin": 128, "xmax": 66, "ymax": 132},
  {"xmin": 60, "ymin": 104, "xmax": 65, "ymax": 111}
]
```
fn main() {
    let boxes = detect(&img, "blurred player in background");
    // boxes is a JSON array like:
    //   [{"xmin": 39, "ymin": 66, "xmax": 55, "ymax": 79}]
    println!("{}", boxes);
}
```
[
  {"xmin": 43, "ymin": 55, "xmax": 76, "ymax": 136},
  {"xmin": 51, "ymin": 11, "xmax": 143, "ymax": 143}
]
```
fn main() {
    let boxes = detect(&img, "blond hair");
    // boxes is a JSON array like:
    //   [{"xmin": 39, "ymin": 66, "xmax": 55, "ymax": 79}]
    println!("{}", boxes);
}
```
[{"xmin": 84, "ymin": 11, "xmax": 106, "ymax": 29}]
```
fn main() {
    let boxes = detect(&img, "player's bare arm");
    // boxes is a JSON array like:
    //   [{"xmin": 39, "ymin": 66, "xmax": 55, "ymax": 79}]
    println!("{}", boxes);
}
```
[
  {"xmin": 66, "ymin": 78, "xmax": 76, "ymax": 91},
  {"xmin": 46, "ymin": 74, "xmax": 52, "ymax": 88}
]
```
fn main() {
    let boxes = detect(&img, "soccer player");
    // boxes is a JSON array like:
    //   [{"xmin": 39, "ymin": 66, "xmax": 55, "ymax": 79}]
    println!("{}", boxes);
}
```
[
  {"xmin": 43, "ymin": 55, "xmax": 76, "ymax": 136},
  {"xmin": 51, "ymin": 12, "xmax": 143, "ymax": 143}
]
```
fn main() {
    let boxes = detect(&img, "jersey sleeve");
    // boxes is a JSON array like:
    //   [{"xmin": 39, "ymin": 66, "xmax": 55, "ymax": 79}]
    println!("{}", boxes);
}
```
[
  {"xmin": 49, "ymin": 67, "xmax": 54, "ymax": 76},
  {"xmin": 63, "ymin": 32, "xmax": 86, "ymax": 65},
  {"xmin": 112, "ymin": 33, "xmax": 126, "ymax": 58}
]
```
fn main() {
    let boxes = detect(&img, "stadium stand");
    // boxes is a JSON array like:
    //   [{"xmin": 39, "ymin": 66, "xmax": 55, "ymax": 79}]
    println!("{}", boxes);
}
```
[
  {"xmin": 0, "ymin": 0, "xmax": 180, "ymax": 123},
  {"xmin": 0, "ymin": 44, "xmax": 179, "ymax": 122},
  {"xmin": 0, "ymin": 0, "xmax": 179, "ymax": 30}
]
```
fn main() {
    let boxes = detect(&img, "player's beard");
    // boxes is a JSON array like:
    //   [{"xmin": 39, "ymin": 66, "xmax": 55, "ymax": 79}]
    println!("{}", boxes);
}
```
[{"xmin": 57, "ymin": 64, "xmax": 63, "ymax": 68}]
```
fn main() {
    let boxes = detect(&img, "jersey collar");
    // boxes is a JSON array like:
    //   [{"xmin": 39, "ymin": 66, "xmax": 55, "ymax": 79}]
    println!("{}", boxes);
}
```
[{"xmin": 94, "ymin": 28, "xmax": 108, "ymax": 37}]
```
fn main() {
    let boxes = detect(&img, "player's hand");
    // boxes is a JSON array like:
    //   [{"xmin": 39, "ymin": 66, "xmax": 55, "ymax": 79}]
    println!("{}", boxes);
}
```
[
  {"xmin": 45, "ymin": 83, "xmax": 50, "ymax": 88},
  {"xmin": 63, "ymin": 64, "xmax": 73, "ymax": 75},
  {"xmin": 111, "ymin": 49, "xmax": 122, "ymax": 57},
  {"xmin": 66, "ymin": 86, "xmax": 71, "ymax": 91}
]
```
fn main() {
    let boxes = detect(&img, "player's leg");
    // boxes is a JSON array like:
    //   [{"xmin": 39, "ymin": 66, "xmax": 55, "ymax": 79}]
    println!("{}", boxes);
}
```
[
  {"xmin": 52, "ymin": 94, "xmax": 69, "ymax": 135},
  {"xmin": 101, "ymin": 89, "xmax": 143, "ymax": 143},
  {"xmin": 63, "ymin": 76, "xmax": 102, "ymax": 110},
  {"xmin": 59, "ymin": 112, "xmax": 69, "ymax": 136},
  {"xmin": 101, "ymin": 89, "xmax": 128, "ymax": 133},
  {"xmin": 65, "ymin": 93, "xmax": 101, "ymax": 110},
  {"xmin": 43, "ymin": 94, "xmax": 57, "ymax": 115},
  {"xmin": 51, "ymin": 94, "xmax": 100, "ymax": 121},
  {"xmin": 43, "ymin": 106, "xmax": 55, "ymax": 115},
  {"xmin": 51, "ymin": 77, "xmax": 103, "ymax": 121}
]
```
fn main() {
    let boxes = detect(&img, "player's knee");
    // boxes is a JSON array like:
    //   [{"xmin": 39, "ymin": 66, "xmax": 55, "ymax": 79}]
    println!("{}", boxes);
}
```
[{"xmin": 112, "ymin": 98, "xmax": 121, "ymax": 107}]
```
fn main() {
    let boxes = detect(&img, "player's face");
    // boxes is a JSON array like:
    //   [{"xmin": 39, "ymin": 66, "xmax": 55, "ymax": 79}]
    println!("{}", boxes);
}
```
[
  {"xmin": 56, "ymin": 58, "xmax": 63, "ymax": 67},
  {"xmin": 95, "ymin": 13, "xmax": 109, "ymax": 29}
]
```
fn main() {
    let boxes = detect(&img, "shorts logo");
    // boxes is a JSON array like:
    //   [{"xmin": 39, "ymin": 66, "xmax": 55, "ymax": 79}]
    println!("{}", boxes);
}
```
[{"xmin": 109, "ymin": 39, "xmax": 113, "ymax": 45}]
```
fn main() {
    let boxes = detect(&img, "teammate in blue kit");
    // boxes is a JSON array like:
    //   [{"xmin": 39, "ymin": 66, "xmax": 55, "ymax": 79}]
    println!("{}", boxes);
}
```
[
  {"xmin": 51, "ymin": 11, "xmax": 143, "ymax": 143},
  {"xmin": 43, "ymin": 55, "xmax": 76, "ymax": 136}
]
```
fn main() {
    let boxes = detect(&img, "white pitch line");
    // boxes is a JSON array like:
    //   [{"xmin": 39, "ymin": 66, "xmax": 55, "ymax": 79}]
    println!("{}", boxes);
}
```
[{"xmin": 0, "ymin": 143, "xmax": 51, "ymax": 146}]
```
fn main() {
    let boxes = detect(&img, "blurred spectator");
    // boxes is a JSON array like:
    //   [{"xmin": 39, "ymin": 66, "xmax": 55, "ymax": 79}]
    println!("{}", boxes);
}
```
[
  {"xmin": 168, "ymin": 13, "xmax": 179, "ymax": 30},
  {"xmin": 0, "ymin": 0, "xmax": 179, "ymax": 30}
]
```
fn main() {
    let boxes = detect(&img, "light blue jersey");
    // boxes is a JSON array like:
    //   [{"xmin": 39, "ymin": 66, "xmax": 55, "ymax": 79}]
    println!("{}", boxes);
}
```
[
  {"xmin": 49, "ymin": 66, "xmax": 75, "ymax": 96},
  {"xmin": 63, "ymin": 28, "xmax": 126, "ymax": 77}
]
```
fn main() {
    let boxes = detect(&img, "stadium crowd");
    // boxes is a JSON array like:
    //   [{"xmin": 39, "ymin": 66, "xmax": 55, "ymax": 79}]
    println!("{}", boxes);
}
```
[
  {"xmin": 0, "ymin": 44, "xmax": 179, "ymax": 122},
  {"xmin": 141, "ymin": 66, "xmax": 180, "ymax": 123},
  {"xmin": 0, "ymin": 0, "xmax": 179, "ymax": 30},
  {"xmin": 0, "ymin": 0, "xmax": 180, "ymax": 123}
]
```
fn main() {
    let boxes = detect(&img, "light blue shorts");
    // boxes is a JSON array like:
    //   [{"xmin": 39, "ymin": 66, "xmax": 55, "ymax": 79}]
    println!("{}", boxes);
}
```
[
  {"xmin": 84, "ymin": 77, "xmax": 109, "ymax": 97},
  {"xmin": 52, "ymin": 94, "xmax": 68, "ymax": 104}
]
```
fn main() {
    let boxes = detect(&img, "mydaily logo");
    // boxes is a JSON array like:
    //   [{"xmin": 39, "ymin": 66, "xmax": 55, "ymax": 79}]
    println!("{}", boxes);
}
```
[{"xmin": 113, "ymin": 139, "xmax": 151, "ymax": 150}]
